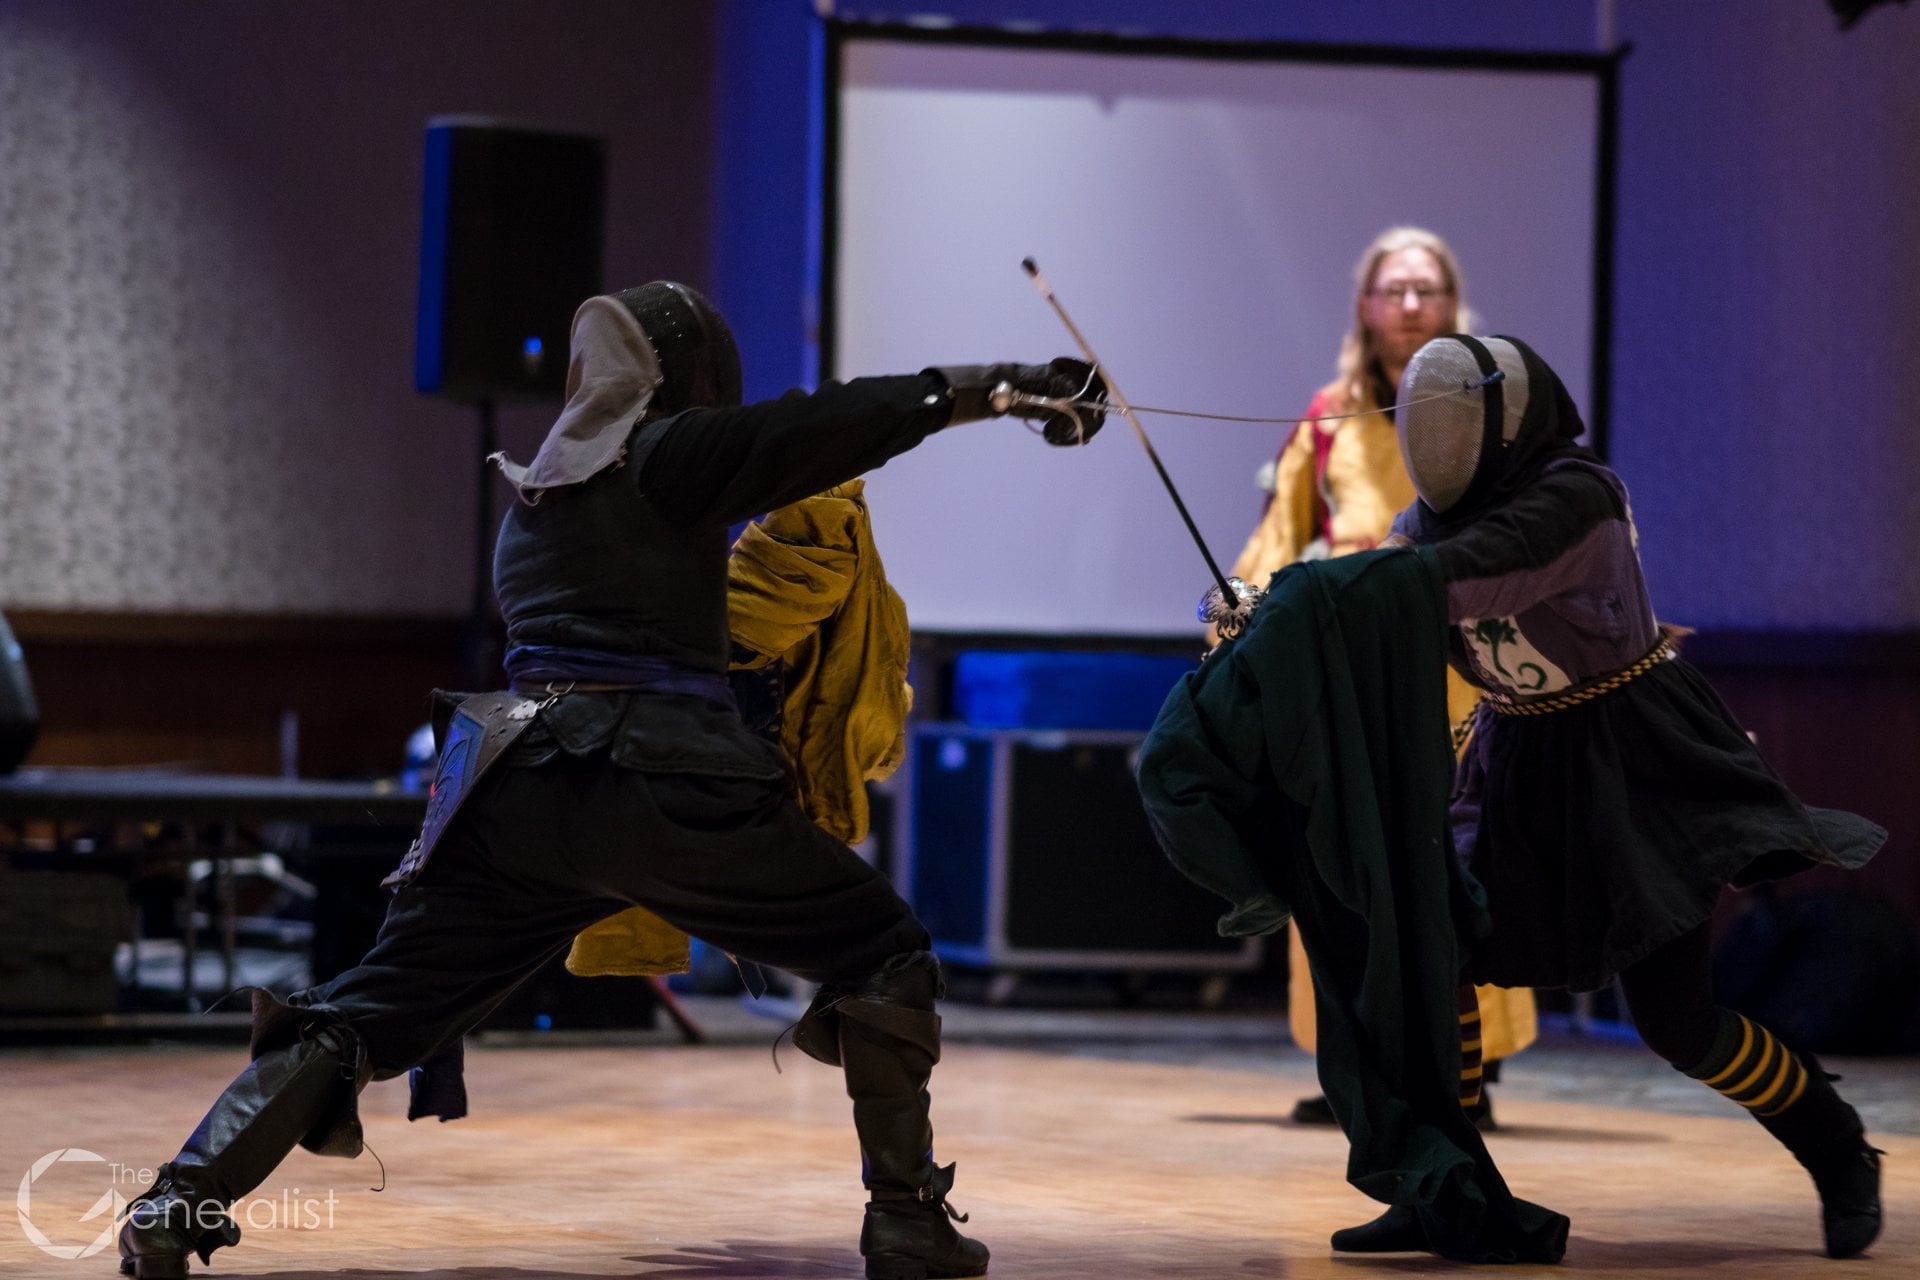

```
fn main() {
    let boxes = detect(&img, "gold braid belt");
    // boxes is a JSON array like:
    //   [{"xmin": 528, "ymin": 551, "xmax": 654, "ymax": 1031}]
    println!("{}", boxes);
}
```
[
  {"xmin": 1449, "ymin": 627, "xmax": 1683, "ymax": 751},
  {"xmin": 1486, "ymin": 630, "xmax": 1680, "ymax": 719}
]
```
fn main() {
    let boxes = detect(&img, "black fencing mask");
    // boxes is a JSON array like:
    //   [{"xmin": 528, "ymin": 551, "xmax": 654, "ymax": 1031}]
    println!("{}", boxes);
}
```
[{"xmin": 610, "ymin": 282, "xmax": 742, "ymax": 415}]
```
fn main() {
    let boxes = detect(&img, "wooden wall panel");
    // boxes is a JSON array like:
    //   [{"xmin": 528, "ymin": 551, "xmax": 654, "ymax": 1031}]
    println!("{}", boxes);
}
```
[{"xmin": 11, "ymin": 611, "xmax": 465, "ymax": 780}]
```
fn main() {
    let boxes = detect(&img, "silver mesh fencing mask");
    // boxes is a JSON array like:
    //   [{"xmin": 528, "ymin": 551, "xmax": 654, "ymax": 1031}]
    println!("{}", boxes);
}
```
[{"xmin": 1396, "ymin": 336, "xmax": 1530, "ymax": 514}]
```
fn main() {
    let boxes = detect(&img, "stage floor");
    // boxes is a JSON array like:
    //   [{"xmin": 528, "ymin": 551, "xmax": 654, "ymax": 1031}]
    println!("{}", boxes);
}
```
[{"xmin": 3, "ymin": 1026, "xmax": 1914, "ymax": 1278}]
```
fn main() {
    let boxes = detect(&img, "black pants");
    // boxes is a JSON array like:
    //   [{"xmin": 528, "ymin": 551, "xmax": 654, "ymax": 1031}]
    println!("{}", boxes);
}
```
[
  {"xmin": 1616, "ymin": 922, "xmax": 1719, "ymax": 1068},
  {"xmin": 302, "ymin": 751, "xmax": 929, "ymax": 1080}
]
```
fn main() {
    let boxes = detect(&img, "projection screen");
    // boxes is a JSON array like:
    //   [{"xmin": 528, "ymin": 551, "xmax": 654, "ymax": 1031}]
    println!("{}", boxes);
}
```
[{"xmin": 829, "ymin": 28, "xmax": 1608, "ymax": 636}]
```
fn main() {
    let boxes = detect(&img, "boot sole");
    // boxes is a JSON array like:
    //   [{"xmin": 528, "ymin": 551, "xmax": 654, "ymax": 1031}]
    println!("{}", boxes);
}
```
[
  {"xmin": 1330, "ymin": 1204, "xmax": 1424, "ymax": 1253},
  {"xmin": 124, "ymin": 1259, "xmax": 188, "ymax": 1280},
  {"xmin": 865, "ymin": 1256, "xmax": 987, "ymax": 1280}
]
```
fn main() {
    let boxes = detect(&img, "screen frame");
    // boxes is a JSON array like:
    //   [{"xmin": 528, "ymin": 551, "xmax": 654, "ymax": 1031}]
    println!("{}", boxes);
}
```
[{"xmin": 819, "ymin": 19, "xmax": 1623, "ymax": 455}]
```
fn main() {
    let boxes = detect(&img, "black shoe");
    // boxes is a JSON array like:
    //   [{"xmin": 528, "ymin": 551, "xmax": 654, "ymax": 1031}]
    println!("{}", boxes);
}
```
[
  {"xmin": 1464, "ymin": 1091, "xmax": 1498, "ymax": 1132},
  {"xmin": 862, "ymin": 1184, "xmax": 991, "ymax": 1280},
  {"xmin": 1334, "ymin": 1199, "xmax": 1570, "ymax": 1265},
  {"xmin": 1291, "ymin": 1093, "xmax": 1338, "ymax": 1125},
  {"xmin": 117, "ymin": 1174, "xmax": 240, "ymax": 1279},
  {"xmin": 1753, "ymin": 1054, "xmax": 1884, "ymax": 1259},
  {"xmin": 1810, "ymin": 1142, "xmax": 1883, "ymax": 1259},
  {"xmin": 1330, "ymin": 1204, "xmax": 1424, "ymax": 1253}
]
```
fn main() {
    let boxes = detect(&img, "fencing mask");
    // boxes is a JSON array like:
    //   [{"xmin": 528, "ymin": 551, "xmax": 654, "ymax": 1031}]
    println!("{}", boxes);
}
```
[{"xmin": 1395, "ymin": 335, "xmax": 1530, "ymax": 515}]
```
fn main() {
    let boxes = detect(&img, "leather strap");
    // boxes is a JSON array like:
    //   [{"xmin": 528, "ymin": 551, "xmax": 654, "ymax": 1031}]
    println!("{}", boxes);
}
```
[{"xmin": 380, "ymin": 692, "xmax": 543, "ymax": 888}]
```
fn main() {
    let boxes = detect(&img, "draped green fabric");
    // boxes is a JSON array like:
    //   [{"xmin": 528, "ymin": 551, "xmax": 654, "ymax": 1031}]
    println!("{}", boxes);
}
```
[{"xmin": 1138, "ymin": 548, "xmax": 1568, "ymax": 1263}]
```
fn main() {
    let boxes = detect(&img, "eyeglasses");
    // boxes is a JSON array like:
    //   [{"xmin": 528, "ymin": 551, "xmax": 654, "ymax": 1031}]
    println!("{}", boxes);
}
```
[{"xmin": 1368, "ymin": 283, "xmax": 1452, "ymax": 304}]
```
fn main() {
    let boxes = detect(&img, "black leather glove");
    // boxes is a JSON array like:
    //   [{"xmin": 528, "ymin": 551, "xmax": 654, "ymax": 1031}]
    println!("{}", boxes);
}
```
[{"xmin": 926, "ymin": 357, "xmax": 1107, "ymax": 445}]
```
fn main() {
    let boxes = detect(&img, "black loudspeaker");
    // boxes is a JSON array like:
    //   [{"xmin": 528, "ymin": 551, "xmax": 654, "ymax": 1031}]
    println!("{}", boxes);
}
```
[
  {"xmin": 414, "ymin": 117, "xmax": 608, "ymax": 403},
  {"xmin": 0, "ymin": 609, "xmax": 39, "ymax": 775}
]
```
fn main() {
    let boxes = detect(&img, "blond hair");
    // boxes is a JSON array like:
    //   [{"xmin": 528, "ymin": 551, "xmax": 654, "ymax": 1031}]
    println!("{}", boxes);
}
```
[{"xmin": 1332, "ymin": 226, "xmax": 1473, "ymax": 414}]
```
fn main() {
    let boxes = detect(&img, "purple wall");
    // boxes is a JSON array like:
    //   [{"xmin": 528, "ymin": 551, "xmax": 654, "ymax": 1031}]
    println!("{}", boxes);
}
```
[
  {"xmin": 1609, "ymin": 0, "xmax": 1920, "ymax": 628},
  {"xmin": 714, "ymin": 0, "xmax": 1920, "ymax": 631}
]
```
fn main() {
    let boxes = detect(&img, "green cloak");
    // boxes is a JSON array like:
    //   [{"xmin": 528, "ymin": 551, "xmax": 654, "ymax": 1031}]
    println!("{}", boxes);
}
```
[{"xmin": 1138, "ymin": 547, "xmax": 1568, "ymax": 1263}]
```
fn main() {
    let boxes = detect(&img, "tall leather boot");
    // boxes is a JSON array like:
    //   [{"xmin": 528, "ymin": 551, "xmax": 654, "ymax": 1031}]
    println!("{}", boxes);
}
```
[
  {"xmin": 117, "ymin": 1028, "xmax": 357, "ymax": 1278},
  {"xmin": 794, "ymin": 951, "xmax": 989, "ymax": 1280},
  {"xmin": 1685, "ymin": 1010, "xmax": 1883, "ymax": 1259}
]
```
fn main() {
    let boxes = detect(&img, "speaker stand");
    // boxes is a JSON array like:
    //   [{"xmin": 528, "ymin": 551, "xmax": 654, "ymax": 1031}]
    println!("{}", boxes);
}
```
[{"xmin": 459, "ymin": 397, "xmax": 504, "ymax": 689}]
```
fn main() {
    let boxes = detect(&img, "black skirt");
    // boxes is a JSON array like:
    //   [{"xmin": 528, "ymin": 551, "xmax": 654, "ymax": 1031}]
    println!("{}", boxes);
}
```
[{"xmin": 1453, "ymin": 657, "xmax": 1884, "ymax": 993}]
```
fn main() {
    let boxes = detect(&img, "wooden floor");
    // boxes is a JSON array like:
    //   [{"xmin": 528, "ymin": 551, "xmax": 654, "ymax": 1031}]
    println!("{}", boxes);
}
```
[{"xmin": 2, "ymin": 1040, "xmax": 1913, "ymax": 1278}]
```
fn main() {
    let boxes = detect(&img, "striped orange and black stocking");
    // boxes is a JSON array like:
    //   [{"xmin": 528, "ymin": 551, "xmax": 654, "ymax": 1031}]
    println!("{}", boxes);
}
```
[
  {"xmin": 1683, "ymin": 1009, "xmax": 1810, "ymax": 1119},
  {"xmin": 1457, "ymin": 983, "xmax": 1484, "ymax": 1111}
]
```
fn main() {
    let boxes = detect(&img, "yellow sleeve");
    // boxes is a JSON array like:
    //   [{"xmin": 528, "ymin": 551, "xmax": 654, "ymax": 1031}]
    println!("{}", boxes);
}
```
[
  {"xmin": 1230, "ymin": 420, "xmax": 1320, "ymax": 585},
  {"xmin": 726, "ymin": 499, "xmax": 857, "ymax": 664},
  {"xmin": 1321, "ymin": 416, "xmax": 1416, "ymax": 552}
]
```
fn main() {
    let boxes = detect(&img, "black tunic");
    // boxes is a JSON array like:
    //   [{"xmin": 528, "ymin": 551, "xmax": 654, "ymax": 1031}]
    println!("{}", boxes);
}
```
[
  {"xmin": 493, "ymin": 374, "xmax": 950, "ymax": 777},
  {"xmin": 1400, "ymin": 464, "xmax": 1885, "ymax": 993},
  {"xmin": 1391, "ymin": 337, "xmax": 1884, "ymax": 994},
  {"xmin": 278, "ymin": 375, "xmax": 958, "ymax": 1094}
]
